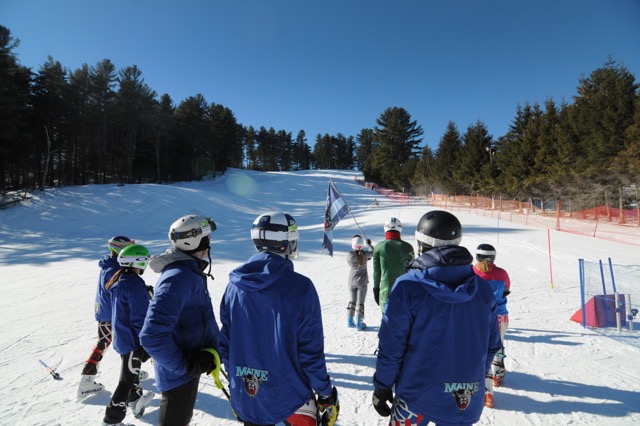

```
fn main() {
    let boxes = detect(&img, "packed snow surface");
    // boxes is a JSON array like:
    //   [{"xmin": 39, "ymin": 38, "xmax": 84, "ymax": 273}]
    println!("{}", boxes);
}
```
[{"xmin": 1, "ymin": 169, "xmax": 639, "ymax": 425}]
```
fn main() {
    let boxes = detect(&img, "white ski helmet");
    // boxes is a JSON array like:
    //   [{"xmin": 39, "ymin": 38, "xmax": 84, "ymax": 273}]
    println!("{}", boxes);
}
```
[
  {"xmin": 168, "ymin": 215, "xmax": 216, "ymax": 254},
  {"xmin": 251, "ymin": 212, "xmax": 299, "ymax": 258},
  {"xmin": 384, "ymin": 217, "xmax": 402, "ymax": 233},
  {"xmin": 351, "ymin": 235, "xmax": 365, "ymax": 250}
]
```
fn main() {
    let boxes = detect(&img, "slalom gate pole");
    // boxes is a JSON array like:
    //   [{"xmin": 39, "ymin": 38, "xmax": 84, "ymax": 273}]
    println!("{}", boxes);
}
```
[
  {"xmin": 598, "ymin": 260, "xmax": 611, "ymax": 326},
  {"xmin": 615, "ymin": 292, "xmax": 621, "ymax": 332},
  {"xmin": 547, "ymin": 229, "xmax": 554, "ymax": 289},
  {"xmin": 608, "ymin": 258, "xmax": 617, "ymax": 293},
  {"xmin": 609, "ymin": 258, "xmax": 622, "ymax": 331},
  {"xmin": 627, "ymin": 294, "xmax": 634, "ymax": 332},
  {"xmin": 578, "ymin": 259, "xmax": 586, "ymax": 327}
]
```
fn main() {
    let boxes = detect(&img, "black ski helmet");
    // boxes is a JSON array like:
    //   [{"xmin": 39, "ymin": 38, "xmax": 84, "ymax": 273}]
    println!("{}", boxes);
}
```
[
  {"xmin": 476, "ymin": 243, "xmax": 496, "ymax": 262},
  {"xmin": 415, "ymin": 210, "xmax": 462, "ymax": 253}
]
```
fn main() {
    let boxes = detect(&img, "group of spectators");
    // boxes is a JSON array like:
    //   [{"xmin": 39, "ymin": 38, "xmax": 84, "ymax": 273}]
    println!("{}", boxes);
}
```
[
  {"xmin": 347, "ymin": 210, "xmax": 512, "ymax": 425},
  {"xmin": 79, "ymin": 207, "xmax": 511, "ymax": 426}
]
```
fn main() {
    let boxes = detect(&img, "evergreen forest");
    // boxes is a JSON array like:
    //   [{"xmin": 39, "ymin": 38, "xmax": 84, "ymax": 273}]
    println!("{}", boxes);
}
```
[{"xmin": 2, "ymin": 25, "xmax": 639, "ymax": 207}]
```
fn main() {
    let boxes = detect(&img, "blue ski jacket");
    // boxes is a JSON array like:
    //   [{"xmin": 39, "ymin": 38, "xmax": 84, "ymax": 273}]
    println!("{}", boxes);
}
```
[
  {"xmin": 94, "ymin": 255, "xmax": 120, "ymax": 322},
  {"xmin": 139, "ymin": 249, "xmax": 219, "ymax": 392},
  {"xmin": 374, "ymin": 246, "xmax": 502, "ymax": 426},
  {"xmin": 110, "ymin": 271, "xmax": 149, "ymax": 355},
  {"xmin": 219, "ymin": 252, "xmax": 333, "ymax": 425}
]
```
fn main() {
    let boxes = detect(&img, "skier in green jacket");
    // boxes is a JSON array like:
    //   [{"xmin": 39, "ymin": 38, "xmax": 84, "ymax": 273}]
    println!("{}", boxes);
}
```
[{"xmin": 372, "ymin": 217, "xmax": 415, "ymax": 312}]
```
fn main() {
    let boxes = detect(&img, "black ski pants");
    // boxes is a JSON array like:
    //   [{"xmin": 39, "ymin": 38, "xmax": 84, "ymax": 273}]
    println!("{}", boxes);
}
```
[
  {"xmin": 158, "ymin": 376, "xmax": 200, "ymax": 426},
  {"xmin": 102, "ymin": 347, "xmax": 144, "ymax": 424}
]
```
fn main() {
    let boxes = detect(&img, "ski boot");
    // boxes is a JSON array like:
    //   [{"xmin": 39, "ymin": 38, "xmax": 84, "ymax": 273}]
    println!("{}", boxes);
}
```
[
  {"xmin": 77, "ymin": 374, "xmax": 104, "ymax": 399},
  {"xmin": 347, "ymin": 315, "xmax": 356, "ymax": 328},
  {"xmin": 484, "ymin": 392, "xmax": 494, "ymax": 408},
  {"xmin": 356, "ymin": 304, "xmax": 366, "ymax": 331},
  {"xmin": 492, "ymin": 360, "xmax": 507, "ymax": 387},
  {"xmin": 130, "ymin": 391, "xmax": 155, "ymax": 418},
  {"xmin": 139, "ymin": 369, "xmax": 149, "ymax": 381}
]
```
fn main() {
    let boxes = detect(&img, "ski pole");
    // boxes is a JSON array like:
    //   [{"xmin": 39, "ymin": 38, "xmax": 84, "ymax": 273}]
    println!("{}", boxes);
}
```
[
  {"xmin": 38, "ymin": 359, "xmax": 61, "ymax": 380},
  {"xmin": 203, "ymin": 349, "xmax": 238, "ymax": 420}
]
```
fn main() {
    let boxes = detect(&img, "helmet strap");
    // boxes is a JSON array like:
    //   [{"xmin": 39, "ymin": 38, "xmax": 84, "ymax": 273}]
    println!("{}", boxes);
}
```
[{"xmin": 205, "ymin": 249, "xmax": 214, "ymax": 280}]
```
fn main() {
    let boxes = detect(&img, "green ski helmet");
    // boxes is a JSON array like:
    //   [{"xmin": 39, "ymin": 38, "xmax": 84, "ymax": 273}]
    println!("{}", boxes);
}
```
[{"xmin": 117, "ymin": 244, "xmax": 151, "ymax": 272}]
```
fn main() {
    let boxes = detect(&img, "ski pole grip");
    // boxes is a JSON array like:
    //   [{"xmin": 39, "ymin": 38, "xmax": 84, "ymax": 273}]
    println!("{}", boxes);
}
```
[{"xmin": 202, "ymin": 348, "xmax": 223, "ymax": 389}]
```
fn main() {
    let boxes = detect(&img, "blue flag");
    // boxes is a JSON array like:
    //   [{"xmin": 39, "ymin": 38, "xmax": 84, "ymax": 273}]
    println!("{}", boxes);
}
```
[{"xmin": 322, "ymin": 180, "xmax": 349, "ymax": 256}]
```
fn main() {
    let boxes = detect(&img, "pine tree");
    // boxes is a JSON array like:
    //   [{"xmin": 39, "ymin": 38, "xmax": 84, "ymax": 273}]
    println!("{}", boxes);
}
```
[
  {"xmin": 151, "ymin": 94, "xmax": 174, "ymax": 182},
  {"xmin": 292, "ymin": 130, "xmax": 311, "ymax": 170},
  {"xmin": 116, "ymin": 65, "xmax": 157, "ymax": 183},
  {"xmin": 67, "ymin": 64, "xmax": 91, "ymax": 185},
  {"xmin": 455, "ymin": 121, "xmax": 493, "ymax": 194},
  {"xmin": 0, "ymin": 25, "xmax": 32, "ymax": 190},
  {"xmin": 410, "ymin": 145, "xmax": 436, "ymax": 196},
  {"xmin": 313, "ymin": 134, "xmax": 335, "ymax": 169},
  {"xmin": 496, "ymin": 104, "xmax": 538, "ymax": 196},
  {"xmin": 613, "ymin": 95, "xmax": 640, "ymax": 183},
  {"xmin": 355, "ymin": 128, "xmax": 375, "ymax": 172},
  {"xmin": 32, "ymin": 56, "xmax": 69, "ymax": 188},
  {"xmin": 244, "ymin": 126, "xmax": 257, "ymax": 170},
  {"xmin": 173, "ymin": 94, "xmax": 210, "ymax": 180},
  {"xmin": 432, "ymin": 121, "xmax": 462, "ymax": 194},
  {"xmin": 88, "ymin": 59, "xmax": 117, "ymax": 184},
  {"xmin": 276, "ymin": 129, "xmax": 293, "ymax": 171},
  {"xmin": 570, "ymin": 58, "xmax": 638, "ymax": 171},
  {"xmin": 208, "ymin": 103, "xmax": 244, "ymax": 171},
  {"xmin": 370, "ymin": 107, "xmax": 423, "ymax": 191}
]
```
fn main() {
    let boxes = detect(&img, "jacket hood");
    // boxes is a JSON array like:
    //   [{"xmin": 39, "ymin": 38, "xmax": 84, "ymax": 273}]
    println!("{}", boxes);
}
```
[
  {"xmin": 404, "ymin": 245, "xmax": 478, "ymax": 303},
  {"xmin": 99, "ymin": 254, "xmax": 117, "ymax": 268},
  {"xmin": 149, "ymin": 249, "xmax": 200, "ymax": 273},
  {"xmin": 228, "ymin": 251, "xmax": 293, "ymax": 291},
  {"xmin": 409, "ymin": 245, "xmax": 473, "ymax": 269}
]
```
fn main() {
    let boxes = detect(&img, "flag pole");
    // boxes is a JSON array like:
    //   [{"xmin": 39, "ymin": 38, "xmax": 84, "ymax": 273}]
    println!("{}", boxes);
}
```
[{"xmin": 331, "ymin": 179, "xmax": 369, "ymax": 242}]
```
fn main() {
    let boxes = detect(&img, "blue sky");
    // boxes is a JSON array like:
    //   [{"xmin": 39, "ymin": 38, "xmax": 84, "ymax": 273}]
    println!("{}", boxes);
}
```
[{"xmin": 3, "ymin": 1, "xmax": 639, "ymax": 150}]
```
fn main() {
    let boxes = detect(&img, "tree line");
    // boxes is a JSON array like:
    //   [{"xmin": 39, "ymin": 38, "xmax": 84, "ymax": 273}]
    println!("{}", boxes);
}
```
[
  {"xmin": 414, "ymin": 58, "xmax": 639, "ymax": 210},
  {"xmin": 2, "ymin": 24, "xmax": 639, "ymax": 209},
  {"xmin": 352, "ymin": 59, "xmax": 639, "ymax": 210}
]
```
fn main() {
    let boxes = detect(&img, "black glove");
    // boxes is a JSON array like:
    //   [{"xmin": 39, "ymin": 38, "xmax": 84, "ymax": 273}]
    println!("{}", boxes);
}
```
[
  {"xmin": 139, "ymin": 347, "xmax": 151, "ymax": 363},
  {"xmin": 146, "ymin": 285, "xmax": 154, "ymax": 300},
  {"xmin": 366, "ymin": 239, "xmax": 372, "ymax": 246},
  {"xmin": 317, "ymin": 386, "xmax": 340, "ymax": 426},
  {"xmin": 503, "ymin": 289, "xmax": 511, "ymax": 297},
  {"xmin": 373, "ymin": 288, "xmax": 380, "ymax": 306},
  {"xmin": 186, "ymin": 349, "xmax": 216, "ymax": 376},
  {"xmin": 372, "ymin": 386, "xmax": 393, "ymax": 417}
]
